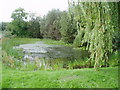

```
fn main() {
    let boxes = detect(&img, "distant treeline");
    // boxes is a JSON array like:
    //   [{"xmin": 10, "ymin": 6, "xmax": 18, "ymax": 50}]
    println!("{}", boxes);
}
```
[
  {"xmin": 1, "ymin": 1, "xmax": 120, "ymax": 69},
  {"xmin": 0, "ymin": 8, "xmax": 77, "ymax": 44}
]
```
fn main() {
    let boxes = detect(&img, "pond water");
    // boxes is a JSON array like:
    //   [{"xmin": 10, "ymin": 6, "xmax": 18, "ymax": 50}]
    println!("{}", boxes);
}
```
[
  {"xmin": 14, "ymin": 41, "xmax": 89, "ymax": 70},
  {"xmin": 14, "ymin": 41, "xmax": 88, "ymax": 60}
]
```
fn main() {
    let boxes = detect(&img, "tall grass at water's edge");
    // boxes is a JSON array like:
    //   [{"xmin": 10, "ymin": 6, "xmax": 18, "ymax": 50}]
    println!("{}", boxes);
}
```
[
  {"xmin": 2, "ymin": 38, "xmax": 42, "ymax": 70},
  {"xmin": 2, "ymin": 37, "xmax": 119, "ymax": 71},
  {"xmin": 2, "ymin": 37, "xmax": 87, "ymax": 70}
]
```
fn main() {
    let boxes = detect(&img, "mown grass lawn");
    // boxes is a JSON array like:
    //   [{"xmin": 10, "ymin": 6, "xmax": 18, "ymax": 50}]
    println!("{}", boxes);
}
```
[{"xmin": 2, "ymin": 67, "xmax": 118, "ymax": 88}]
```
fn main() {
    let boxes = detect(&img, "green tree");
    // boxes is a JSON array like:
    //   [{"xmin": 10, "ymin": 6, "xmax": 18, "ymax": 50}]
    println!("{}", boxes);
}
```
[
  {"xmin": 69, "ymin": 1, "xmax": 119, "ymax": 69},
  {"xmin": 41, "ymin": 9, "xmax": 61, "ymax": 40},
  {"xmin": 9, "ymin": 7, "xmax": 28, "ymax": 37},
  {"xmin": 60, "ymin": 11, "xmax": 77, "ymax": 43},
  {"xmin": 11, "ymin": 7, "xmax": 27, "ymax": 20},
  {"xmin": 0, "ymin": 22, "xmax": 8, "ymax": 31},
  {"xmin": 27, "ymin": 13, "xmax": 42, "ymax": 38},
  {"xmin": 40, "ymin": 16, "xmax": 47, "ymax": 38}
]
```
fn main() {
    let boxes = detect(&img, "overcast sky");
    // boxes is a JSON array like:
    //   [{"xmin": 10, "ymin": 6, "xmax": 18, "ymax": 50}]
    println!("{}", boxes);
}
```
[{"xmin": 0, "ymin": 0, "xmax": 68, "ymax": 22}]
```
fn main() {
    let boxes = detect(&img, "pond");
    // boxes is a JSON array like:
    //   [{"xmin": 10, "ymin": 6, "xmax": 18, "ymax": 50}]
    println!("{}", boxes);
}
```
[{"xmin": 14, "ymin": 41, "xmax": 90, "ymax": 70}]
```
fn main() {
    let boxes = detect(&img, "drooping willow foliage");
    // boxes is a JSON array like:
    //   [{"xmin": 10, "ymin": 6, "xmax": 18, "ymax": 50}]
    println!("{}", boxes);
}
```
[{"xmin": 68, "ymin": 0, "xmax": 119, "ymax": 69}]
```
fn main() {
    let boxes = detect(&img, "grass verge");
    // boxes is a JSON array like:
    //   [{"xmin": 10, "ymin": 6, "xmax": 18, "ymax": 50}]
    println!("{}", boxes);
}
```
[{"xmin": 2, "ymin": 67, "xmax": 118, "ymax": 88}]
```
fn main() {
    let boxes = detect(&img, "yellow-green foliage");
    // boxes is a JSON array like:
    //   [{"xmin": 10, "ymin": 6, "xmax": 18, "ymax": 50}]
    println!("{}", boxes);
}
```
[{"xmin": 69, "ymin": 1, "xmax": 119, "ymax": 69}]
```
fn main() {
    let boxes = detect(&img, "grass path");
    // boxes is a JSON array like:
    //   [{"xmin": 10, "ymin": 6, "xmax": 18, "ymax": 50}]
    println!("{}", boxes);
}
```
[{"xmin": 2, "ymin": 67, "xmax": 118, "ymax": 88}]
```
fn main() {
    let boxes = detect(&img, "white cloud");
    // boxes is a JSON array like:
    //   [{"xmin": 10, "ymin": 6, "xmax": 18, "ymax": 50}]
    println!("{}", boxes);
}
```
[{"xmin": 0, "ymin": 0, "xmax": 68, "ymax": 22}]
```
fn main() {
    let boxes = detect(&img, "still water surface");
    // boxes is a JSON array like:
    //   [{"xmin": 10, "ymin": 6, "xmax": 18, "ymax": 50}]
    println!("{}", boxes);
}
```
[{"xmin": 14, "ymin": 41, "xmax": 88, "ymax": 60}]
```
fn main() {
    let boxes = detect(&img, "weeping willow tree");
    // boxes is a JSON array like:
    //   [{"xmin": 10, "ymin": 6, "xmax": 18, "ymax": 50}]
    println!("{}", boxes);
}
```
[{"xmin": 68, "ymin": 0, "xmax": 119, "ymax": 69}]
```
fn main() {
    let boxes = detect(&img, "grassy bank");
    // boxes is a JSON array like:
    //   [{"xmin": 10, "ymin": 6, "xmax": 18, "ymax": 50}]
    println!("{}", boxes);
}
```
[
  {"xmin": 1, "ymin": 37, "xmax": 119, "ymax": 88},
  {"xmin": 2, "ymin": 67, "xmax": 118, "ymax": 88}
]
